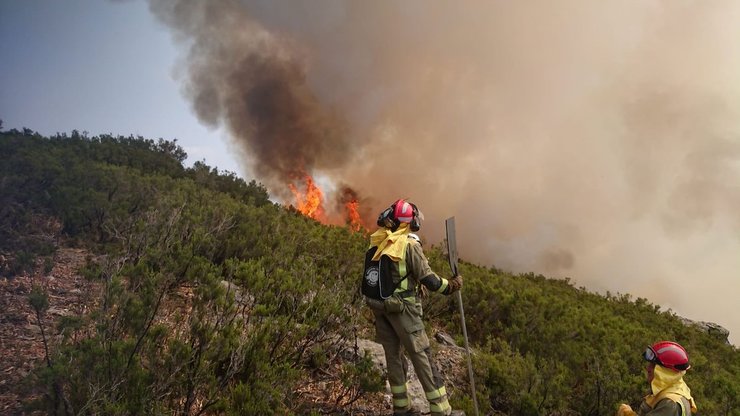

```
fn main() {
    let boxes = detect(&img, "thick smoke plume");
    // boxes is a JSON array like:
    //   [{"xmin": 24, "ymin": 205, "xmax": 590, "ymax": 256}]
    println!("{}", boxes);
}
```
[
  {"xmin": 151, "ymin": 0, "xmax": 740, "ymax": 344},
  {"xmin": 149, "ymin": 0, "xmax": 349, "ymax": 202}
]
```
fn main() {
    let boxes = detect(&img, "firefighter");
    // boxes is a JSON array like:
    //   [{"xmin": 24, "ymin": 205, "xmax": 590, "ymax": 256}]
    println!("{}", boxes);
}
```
[
  {"xmin": 362, "ymin": 199, "xmax": 463, "ymax": 416},
  {"xmin": 617, "ymin": 341, "xmax": 698, "ymax": 416}
]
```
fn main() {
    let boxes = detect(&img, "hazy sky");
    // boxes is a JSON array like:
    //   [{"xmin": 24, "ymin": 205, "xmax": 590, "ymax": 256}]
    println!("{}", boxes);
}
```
[
  {"xmin": 2, "ymin": 1, "xmax": 739, "ymax": 345},
  {"xmin": 0, "ymin": 0, "xmax": 240, "ymax": 173}
]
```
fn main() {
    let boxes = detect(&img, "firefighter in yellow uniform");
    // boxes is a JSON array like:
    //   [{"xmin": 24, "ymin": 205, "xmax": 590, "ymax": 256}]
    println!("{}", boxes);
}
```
[
  {"xmin": 617, "ymin": 341, "xmax": 697, "ymax": 416},
  {"xmin": 362, "ymin": 199, "xmax": 463, "ymax": 416}
]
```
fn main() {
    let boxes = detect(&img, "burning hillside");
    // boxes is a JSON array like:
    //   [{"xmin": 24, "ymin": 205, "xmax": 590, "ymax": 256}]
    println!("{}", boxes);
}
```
[
  {"xmin": 289, "ymin": 174, "xmax": 325, "ymax": 221},
  {"xmin": 148, "ymin": 0, "xmax": 369, "ymax": 230},
  {"xmin": 288, "ymin": 174, "xmax": 366, "ymax": 231}
]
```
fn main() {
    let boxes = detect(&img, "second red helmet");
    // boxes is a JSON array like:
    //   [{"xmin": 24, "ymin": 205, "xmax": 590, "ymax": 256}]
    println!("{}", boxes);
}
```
[{"xmin": 643, "ymin": 341, "xmax": 690, "ymax": 372}]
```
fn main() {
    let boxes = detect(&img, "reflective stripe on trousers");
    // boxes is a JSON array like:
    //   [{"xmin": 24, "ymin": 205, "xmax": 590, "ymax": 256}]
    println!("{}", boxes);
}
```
[
  {"xmin": 426, "ymin": 386, "xmax": 451, "ymax": 415},
  {"xmin": 391, "ymin": 383, "xmax": 409, "ymax": 409}
]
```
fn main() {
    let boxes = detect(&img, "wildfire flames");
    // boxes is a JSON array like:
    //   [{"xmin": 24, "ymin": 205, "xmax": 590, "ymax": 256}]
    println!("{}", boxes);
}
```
[
  {"xmin": 339, "ymin": 185, "xmax": 366, "ymax": 231},
  {"xmin": 289, "ymin": 174, "xmax": 365, "ymax": 231},
  {"xmin": 345, "ymin": 199, "xmax": 363, "ymax": 231},
  {"xmin": 289, "ymin": 175, "xmax": 325, "ymax": 220}
]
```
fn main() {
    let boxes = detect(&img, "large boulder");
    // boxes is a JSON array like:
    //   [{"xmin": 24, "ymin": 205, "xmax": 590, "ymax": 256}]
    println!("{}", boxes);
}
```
[{"xmin": 679, "ymin": 317, "xmax": 731, "ymax": 344}]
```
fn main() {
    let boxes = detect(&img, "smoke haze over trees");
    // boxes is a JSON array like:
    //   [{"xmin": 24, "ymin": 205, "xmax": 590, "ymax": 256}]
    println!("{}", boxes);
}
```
[{"xmin": 148, "ymin": 0, "xmax": 740, "ymax": 345}]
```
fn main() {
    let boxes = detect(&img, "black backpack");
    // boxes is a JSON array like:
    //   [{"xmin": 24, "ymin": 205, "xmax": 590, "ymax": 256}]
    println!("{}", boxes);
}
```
[{"xmin": 361, "ymin": 246, "xmax": 407, "ymax": 300}]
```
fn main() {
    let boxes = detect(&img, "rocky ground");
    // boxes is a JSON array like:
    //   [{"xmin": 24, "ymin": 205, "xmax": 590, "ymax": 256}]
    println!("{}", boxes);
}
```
[
  {"xmin": 0, "ymin": 248, "xmax": 100, "ymax": 415},
  {"xmin": 295, "ymin": 335, "xmax": 469, "ymax": 415},
  {"xmin": 0, "ymin": 248, "xmax": 470, "ymax": 415}
]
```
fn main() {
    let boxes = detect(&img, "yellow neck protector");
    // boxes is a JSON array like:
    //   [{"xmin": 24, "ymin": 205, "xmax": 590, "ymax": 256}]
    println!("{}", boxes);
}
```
[
  {"xmin": 646, "ymin": 365, "xmax": 697, "ymax": 413},
  {"xmin": 369, "ymin": 223, "xmax": 410, "ymax": 262}
]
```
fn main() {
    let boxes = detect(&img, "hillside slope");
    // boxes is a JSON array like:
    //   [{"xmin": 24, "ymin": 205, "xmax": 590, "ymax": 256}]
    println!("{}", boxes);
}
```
[{"xmin": 1, "ymin": 130, "xmax": 738, "ymax": 415}]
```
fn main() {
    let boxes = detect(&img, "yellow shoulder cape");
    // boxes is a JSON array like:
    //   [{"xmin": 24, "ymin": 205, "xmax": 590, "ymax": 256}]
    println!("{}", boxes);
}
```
[{"xmin": 369, "ymin": 223, "xmax": 410, "ymax": 262}]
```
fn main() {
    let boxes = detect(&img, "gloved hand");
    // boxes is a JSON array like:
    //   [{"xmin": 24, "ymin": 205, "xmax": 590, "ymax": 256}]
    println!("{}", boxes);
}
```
[
  {"xmin": 616, "ymin": 403, "xmax": 636, "ymax": 416},
  {"xmin": 446, "ymin": 275, "xmax": 463, "ymax": 294}
]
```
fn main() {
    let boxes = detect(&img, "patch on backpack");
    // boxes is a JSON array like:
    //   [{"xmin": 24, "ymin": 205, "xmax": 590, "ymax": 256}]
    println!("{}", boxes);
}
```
[{"xmin": 365, "ymin": 266, "xmax": 379, "ymax": 287}]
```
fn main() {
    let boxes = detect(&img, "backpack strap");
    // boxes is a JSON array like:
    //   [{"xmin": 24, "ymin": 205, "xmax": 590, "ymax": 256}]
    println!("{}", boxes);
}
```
[
  {"xmin": 398, "ymin": 257, "xmax": 407, "ymax": 278},
  {"xmin": 653, "ymin": 392, "xmax": 690, "ymax": 416}
]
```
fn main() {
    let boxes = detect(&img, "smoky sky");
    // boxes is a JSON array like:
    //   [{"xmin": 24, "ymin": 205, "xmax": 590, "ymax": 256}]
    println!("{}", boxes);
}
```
[
  {"xmin": 148, "ymin": 0, "xmax": 349, "ymax": 198},
  {"xmin": 150, "ymin": 0, "xmax": 740, "ymax": 343}
]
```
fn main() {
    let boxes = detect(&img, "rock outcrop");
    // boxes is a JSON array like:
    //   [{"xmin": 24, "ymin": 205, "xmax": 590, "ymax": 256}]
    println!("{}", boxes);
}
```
[{"xmin": 678, "ymin": 317, "xmax": 731, "ymax": 344}]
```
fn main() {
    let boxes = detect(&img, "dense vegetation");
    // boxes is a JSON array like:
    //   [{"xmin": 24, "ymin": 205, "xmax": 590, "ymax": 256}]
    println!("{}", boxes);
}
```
[{"xmin": 1, "ymin": 129, "xmax": 738, "ymax": 415}]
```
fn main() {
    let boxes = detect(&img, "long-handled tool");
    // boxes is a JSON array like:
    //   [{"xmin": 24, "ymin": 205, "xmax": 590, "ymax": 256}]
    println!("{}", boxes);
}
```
[{"xmin": 445, "ymin": 217, "xmax": 479, "ymax": 416}]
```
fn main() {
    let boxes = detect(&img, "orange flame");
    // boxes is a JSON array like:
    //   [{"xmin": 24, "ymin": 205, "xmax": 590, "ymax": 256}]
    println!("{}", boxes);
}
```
[
  {"xmin": 289, "ymin": 176, "xmax": 367, "ymax": 231},
  {"xmin": 289, "ymin": 175, "xmax": 325, "ymax": 220},
  {"xmin": 346, "ymin": 199, "xmax": 364, "ymax": 231}
]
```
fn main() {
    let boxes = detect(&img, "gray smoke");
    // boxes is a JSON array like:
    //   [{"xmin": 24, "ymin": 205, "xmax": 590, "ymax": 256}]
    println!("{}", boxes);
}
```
[
  {"xmin": 151, "ymin": 0, "xmax": 740, "ymax": 344},
  {"xmin": 149, "ymin": 0, "xmax": 349, "ymax": 199}
]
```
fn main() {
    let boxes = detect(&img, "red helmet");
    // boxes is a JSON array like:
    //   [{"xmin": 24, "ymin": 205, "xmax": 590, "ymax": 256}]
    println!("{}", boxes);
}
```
[
  {"xmin": 393, "ymin": 200, "xmax": 415, "ymax": 224},
  {"xmin": 643, "ymin": 341, "xmax": 690, "ymax": 371},
  {"xmin": 377, "ymin": 199, "xmax": 422, "ymax": 231}
]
